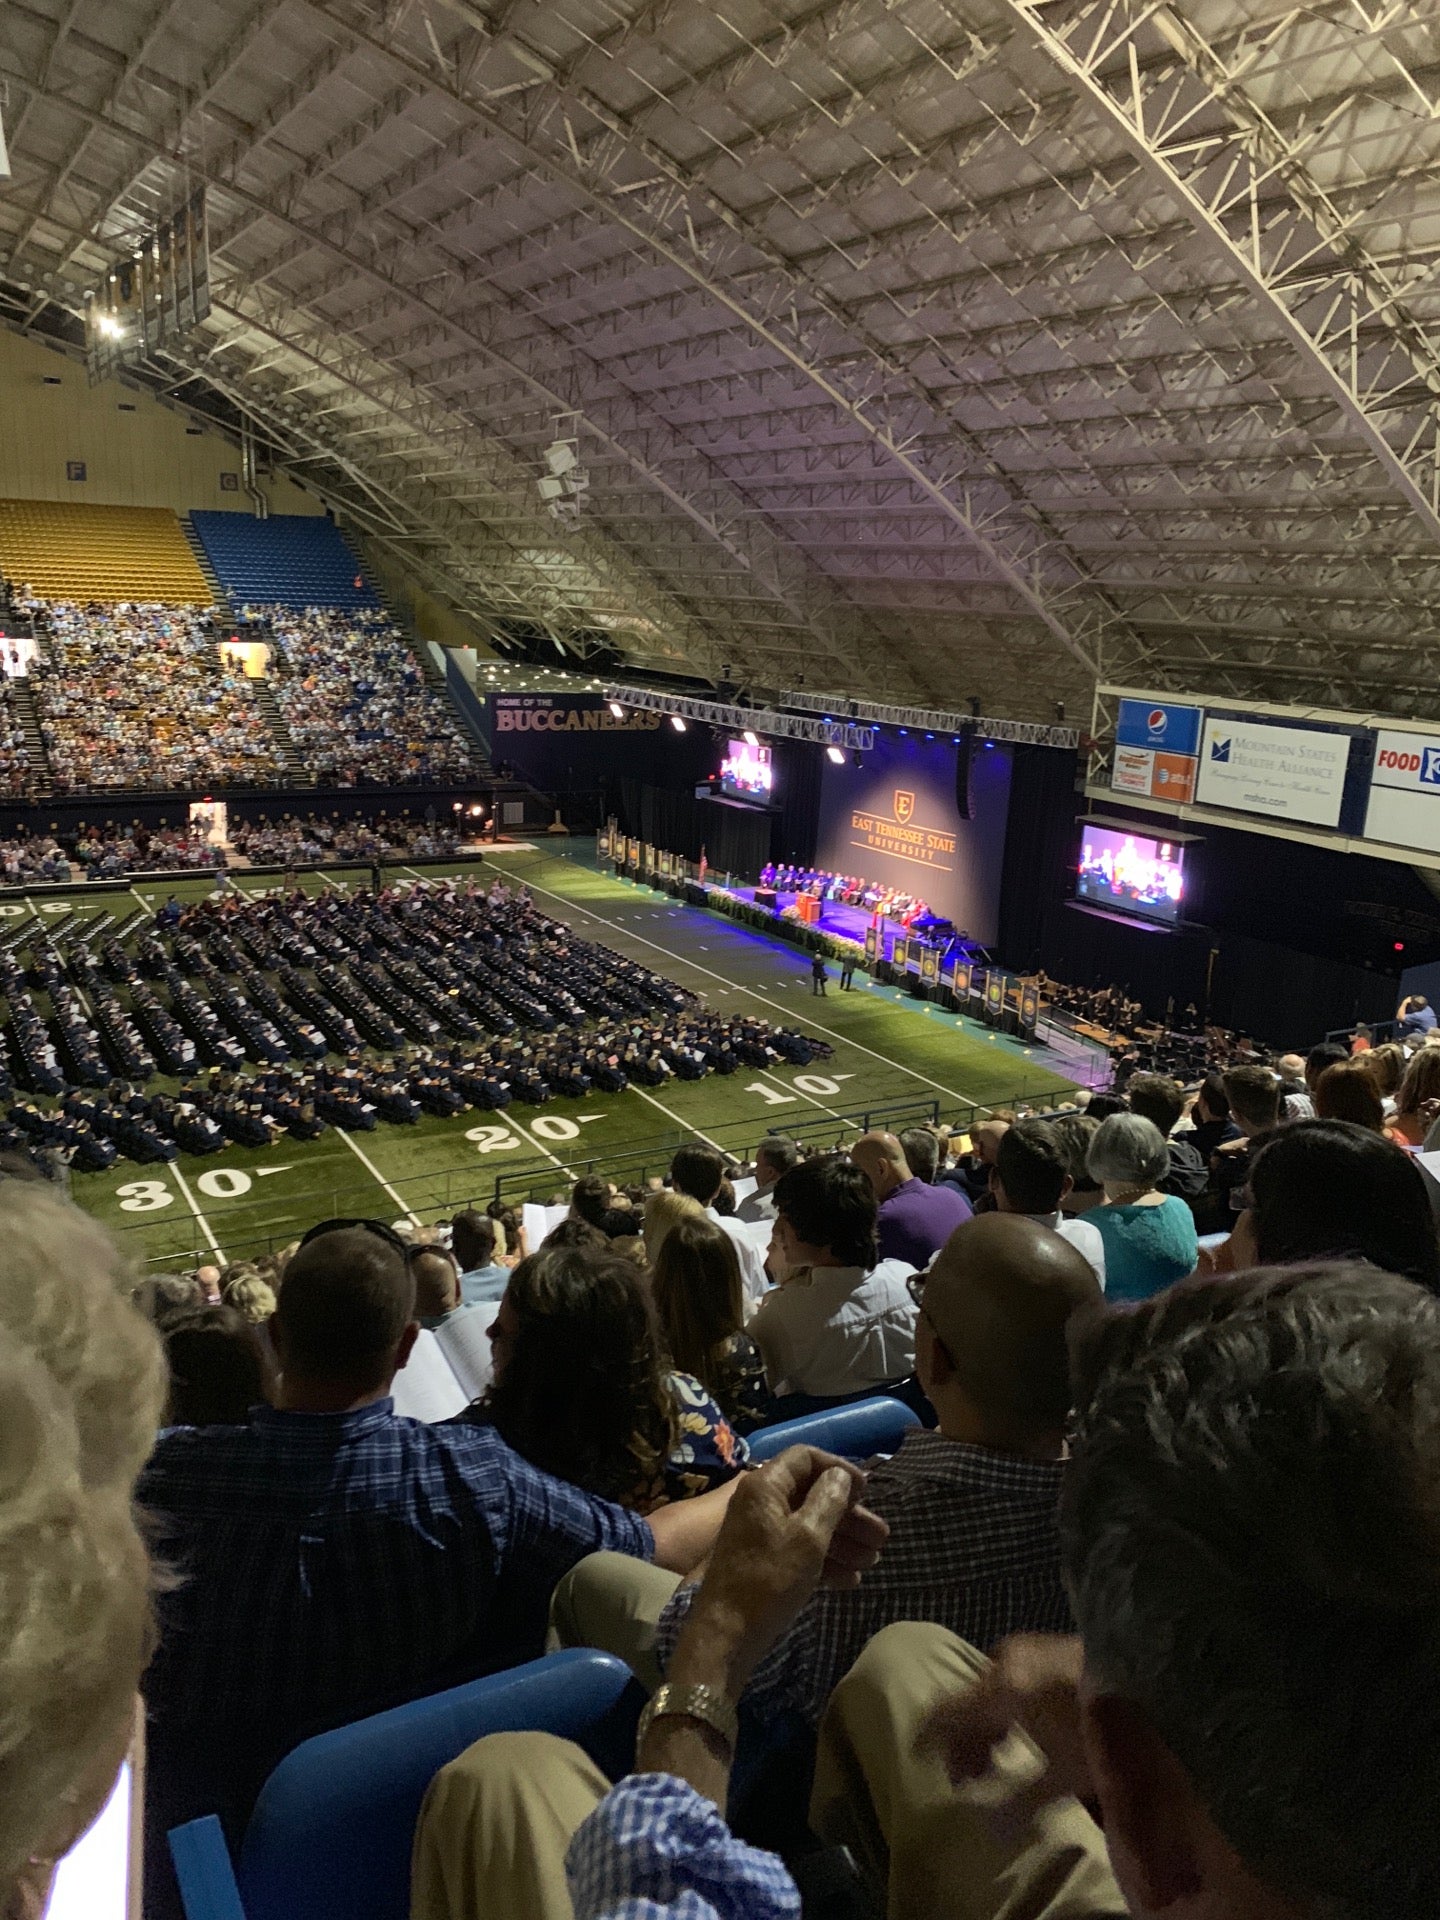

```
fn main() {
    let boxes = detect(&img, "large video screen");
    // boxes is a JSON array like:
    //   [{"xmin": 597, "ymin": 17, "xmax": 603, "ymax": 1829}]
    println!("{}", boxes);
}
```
[
  {"xmin": 719, "ymin": 738, "xmax": 773, "ymax": 803},
  {"xmin": 1075, "ymin": 825, "xmax": 1185, "ymax": 926}
]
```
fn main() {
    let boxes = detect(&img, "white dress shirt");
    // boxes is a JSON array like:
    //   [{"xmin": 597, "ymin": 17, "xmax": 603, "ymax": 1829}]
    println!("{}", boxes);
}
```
[
  {"xmin": 1038, "ymin": 1211, "xmax": 1107, "ymax": 1290},
  {"xmin": 748, "ymin": 1258, "xmax": 917, "ymax": 1398},
  {"xmin": 706, "ymin": 1206, "xmax": 771, "ymax": 1308}
]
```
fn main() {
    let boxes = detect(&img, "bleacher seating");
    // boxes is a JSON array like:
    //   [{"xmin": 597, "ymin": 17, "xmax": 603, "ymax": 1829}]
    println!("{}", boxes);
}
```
[
  {"xmin": 167, "ymin": 1649, "xmax": 644, "ymax": 1920},
  {"xmin": 0, "ymin": 500, "xmax": 209, "ymax": 603},
  {"xmin": 745, "ymin": 1395, "xmax": 921, "ymax": 1463},
  {"xmin": 190, "ymin": 512, "xmax": 381, "ymax": 610}
]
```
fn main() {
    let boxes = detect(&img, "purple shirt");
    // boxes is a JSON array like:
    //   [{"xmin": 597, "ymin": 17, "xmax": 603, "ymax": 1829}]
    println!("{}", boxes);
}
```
[{"xmin": 876, "ymin": 1176, "xmax": 973, "ymax": 1267}]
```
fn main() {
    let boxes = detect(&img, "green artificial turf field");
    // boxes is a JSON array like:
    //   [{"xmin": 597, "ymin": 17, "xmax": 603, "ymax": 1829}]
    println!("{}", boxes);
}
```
[{"xmin": 35, "ymin": 844, "xmax": 1081, "ymax": 1269}]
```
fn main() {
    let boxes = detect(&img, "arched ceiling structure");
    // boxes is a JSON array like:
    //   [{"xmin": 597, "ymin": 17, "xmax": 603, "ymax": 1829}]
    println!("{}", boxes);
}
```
[{"xmin": 1, "ymin": 0, "xmax": 1439, "ymax": 719}]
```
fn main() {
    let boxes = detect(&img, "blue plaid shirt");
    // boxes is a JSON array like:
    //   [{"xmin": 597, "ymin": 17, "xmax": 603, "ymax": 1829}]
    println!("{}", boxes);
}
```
[
  {"xmin": 568, "ymin": 1774, "xmax": 800, "ymax": 1919},
  {"xmin": 139, "ymin": 1400, "xmax": 652, "ymax": 1832}
]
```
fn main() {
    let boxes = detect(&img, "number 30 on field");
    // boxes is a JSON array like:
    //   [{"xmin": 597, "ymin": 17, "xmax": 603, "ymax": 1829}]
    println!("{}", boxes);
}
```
[{"xmin": 116, "ymin": 1167, "xmax": 255, "ymax": 1212}]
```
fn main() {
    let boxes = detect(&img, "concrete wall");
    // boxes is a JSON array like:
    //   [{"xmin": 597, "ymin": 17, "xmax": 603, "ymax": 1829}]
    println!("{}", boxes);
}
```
[{"xmin": 0, "ymin": 326, "xmax": 320, "ymax": 517}]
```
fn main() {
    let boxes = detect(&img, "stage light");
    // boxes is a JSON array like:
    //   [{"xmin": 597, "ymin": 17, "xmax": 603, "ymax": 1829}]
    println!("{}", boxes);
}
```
[
  {"xmin": 899, "ymin": 728, "xmax": 908, "ymax": 736},
  {"xmin": 608, "ymin": 700, "xmax": 624, "ymax": 718},
  {"xmin": 925, "ymin": 732, "xmax": 934, "ymax": 740},
  {"xmin": 670, "ymin": 715, "xmax": 686, "ymax": 731},
  {"xmin": 743, "ymin": 730, "xmax": 759, "ymax": 747},
  {"xmin": 826, "ymin": 746, "xmax": 845, "ymax": 765}
]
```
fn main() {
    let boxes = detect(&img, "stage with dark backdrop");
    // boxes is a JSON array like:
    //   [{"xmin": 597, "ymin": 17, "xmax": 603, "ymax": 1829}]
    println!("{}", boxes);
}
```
[
  {"xmin": 814, "ymin": 733, "xmax": 1012, "ymax": 944},
  {"xmin": 475, "ymin": 692, "xmax": 1440, "ymax": 1045}
]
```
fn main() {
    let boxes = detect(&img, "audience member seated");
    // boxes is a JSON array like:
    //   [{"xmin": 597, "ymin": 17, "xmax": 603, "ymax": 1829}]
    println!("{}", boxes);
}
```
[
  {"xmin": 32, "ymin": 600, "xmax": 278, "ymax": 791},
  {"xmin": 668, "ymin": 1144, "xmax": 769, "ymax": 1307},
  {"xmin": 1389, "ymin": 1045, "xmax": 1440, "ymax": 1147},
  {"xmin": 138, "ymin": 1224, "xmax": 734, "ymax": 1918},
  {"xmin": 230, "ymin": 808, "xmax": 463, "ymax": 867},
  {"xmin": 651, "ymin": 1215, "xmax": 774, "ymax": 1434},
  {"xmin": 0, "ymin": 680, "xmax": 29, "ymax": 795},
  {"xmin": 263, "ymin": 606, "xmax": 478, "ymax": 784},
  {"xmin": 569, "ymin": 1173, "xmax": 636, "ymax": 1239},
  {"xmin": 1086, "ymin": 1113, "xmax": 1199, "ymax": 1303},
  {"xmin": 415, "ymin": 1264, "xmax": 1440, "ymax": 1920},
  {"xmin": 410, "ymin": 1243, "xmax": 467, "ymax": 1329},
  {"xmin": 897, "ymin": 1125, "xmax": 942, "ymax": 1185},
  {"xmin": 1312, "ymin": 1057, "xmax": 1388, "ymax": 1134},
  {"xmin": 734, "ymin": 1136, "xmax": 800, "ymax": 1224},
  {"xmin": 1397, "ymin": 990, "xmax": 1437, "ymax": 1038},
  {"xmin": 1186, "ymin": 1068, "xmax": 1239, "ymax": 1161},
  {"xmin": 219, "ymin": 1264, "xmax": 277, "ymax": 1324},
  {"xmin": 451, "ymin": 1208, "xmax": 511, "ymax": 1305},
  {"xmin": 1124, "ymin": 1072, "xmax": 1207, "ymax": 1204},
  {"xmin": 1231, "ymin": 1120, "xmax": 1440, "ymax": 1290},
  {"xmin": 466, "ymin": 1244, "xmax": 748, "ymax": 1511},
  {"xmin": 991, "ymin": 1120, "xmax": 1106, "ymax": 1286},
  {"xmin": 748, "ymin": 1154, "xmax": 917, "ymax": 1400},
  {"xmin": 851, "ymin": 1129, "xmax": 973, "ymax": 1266},
  {"xmin": 1363, "ymin": 1039, "xmax": 1405, "ymax": 1114},
  {"xmin": 162, "ymin": 1304, "xmax": 277, "ymax": 1423},
  {"xmin": 1204, "ymin": 1062, "xmax": 1281, "ymax": 1228},
  {"xmin": 942, "ymin": 1116, "xmax": 1009, "ymax": 1209},
  {"xmin": 0, "ymin": 1185, "xmax": 166, "ymax": 1919}
]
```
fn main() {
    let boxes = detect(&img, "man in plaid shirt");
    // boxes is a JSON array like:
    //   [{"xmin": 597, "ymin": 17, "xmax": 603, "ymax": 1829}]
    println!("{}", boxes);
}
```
[
  {"xmin": 552, "ymin": 1215, "xmax": 1099, "ymax": 1729},
  {"xmin": 652, "ymin": 1214, "xmax": 1100, "ymax": 1726}
]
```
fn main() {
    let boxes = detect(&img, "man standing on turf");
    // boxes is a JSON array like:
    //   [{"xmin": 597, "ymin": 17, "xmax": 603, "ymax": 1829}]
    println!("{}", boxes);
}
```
[
  {"xmin": 811, "ymin": 951, "xmax": 828, "ymax": 996},
  {"xmin": 840, "ymin": 951, "xmax": 857, "ymax": 991}
]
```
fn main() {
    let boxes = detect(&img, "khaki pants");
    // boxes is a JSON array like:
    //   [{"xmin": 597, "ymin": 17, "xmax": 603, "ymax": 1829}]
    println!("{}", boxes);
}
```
[
  {"xmin": 410, "ymin": 1731, "xmax": 603, "ymax": 1920},
  {"xmin": 546, "ymin": 1550, "xmax": 683, "ymax": 1694},
  {"xmin": 411, "ymin": 1621, "xmax": 1126, "ymax": 1920},
  {"xmin": 813, "ymin": 1623, "xmax": 1127, "ymax": 1920}
]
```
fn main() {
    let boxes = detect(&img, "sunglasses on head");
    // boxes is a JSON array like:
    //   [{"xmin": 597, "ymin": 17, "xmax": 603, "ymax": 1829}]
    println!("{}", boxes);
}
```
[{"xmin": 298, "ymin": 1217, "xmax": 412, "ymax": 1260}]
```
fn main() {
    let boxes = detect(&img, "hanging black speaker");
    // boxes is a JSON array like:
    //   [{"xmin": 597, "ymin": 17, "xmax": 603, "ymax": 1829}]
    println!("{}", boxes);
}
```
[{"xmin": 955, "ymin": 727, "xmax": 976, "ymax": 821}]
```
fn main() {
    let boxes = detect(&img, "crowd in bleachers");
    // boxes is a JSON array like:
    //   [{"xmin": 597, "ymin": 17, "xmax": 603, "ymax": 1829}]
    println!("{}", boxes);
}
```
[
  {"xmin": 0, "ymin": 681, "xmax": 29, "ymax": 797},
  {"xmin": 229, "ymin": 808, "xmax": 463, "ymax": 866},
  {"xmin": 258, "ymin": 605, "xmax": 480, "ymax": 785},
  {"xmin": 0, "ymin": 820, "xmax": 223, "ymax": 884},
  {"xmin": 12, "ymin": 1042, "xmax": 1440, "ymax": 1920},
  {"xmin": 30, "ymin": 600, "xmax": 277, "ymax": 791}
]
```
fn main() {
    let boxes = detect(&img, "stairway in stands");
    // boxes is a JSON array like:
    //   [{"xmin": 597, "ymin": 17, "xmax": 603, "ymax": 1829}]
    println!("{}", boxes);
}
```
[
  {"xmin": 11, "ymin": 676, "xmax": 52, "ymax": 797},
  {"xmin": 252, "ymin": 678, "xmax": 311, "ymax": 785},
  {"xmin": 181, "ymin": 517, "xmax": 233, "ymax": 615}
]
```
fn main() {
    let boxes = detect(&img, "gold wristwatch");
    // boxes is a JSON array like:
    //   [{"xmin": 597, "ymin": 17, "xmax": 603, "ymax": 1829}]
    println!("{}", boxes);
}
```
[{"xmin": 636, "ymin": 1682, "xmax": 740, "ymax": 1755}]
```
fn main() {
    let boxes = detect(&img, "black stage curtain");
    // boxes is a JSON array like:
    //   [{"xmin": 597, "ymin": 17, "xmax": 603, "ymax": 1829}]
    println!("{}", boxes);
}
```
[
  {"xmin": 997, "ymin": 746, "xmax": 1081, "ymax": 969},
  {"xmin": 614, "ymin": 778, "xmax": 772, "ymax": 877},
  {"xmin": 771, "ymin": 739, "xmax": 824, "ymax": 866}
]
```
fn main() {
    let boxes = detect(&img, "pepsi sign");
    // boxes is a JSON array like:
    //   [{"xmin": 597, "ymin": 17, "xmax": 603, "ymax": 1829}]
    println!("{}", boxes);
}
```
[{"xmin": 1115, "ymin": 698, "xmax": 1203, "ymax": 757}]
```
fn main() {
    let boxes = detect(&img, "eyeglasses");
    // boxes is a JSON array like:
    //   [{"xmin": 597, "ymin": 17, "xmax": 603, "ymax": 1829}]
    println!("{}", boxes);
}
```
[{"xmin": 298, "ymin": 1217, "xmax": 411, "ymax": 1260}]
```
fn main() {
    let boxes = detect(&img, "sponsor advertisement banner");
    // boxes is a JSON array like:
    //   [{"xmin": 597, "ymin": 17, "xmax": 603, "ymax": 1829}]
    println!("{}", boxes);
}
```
[
  {"xmin": 1365, "ymin": 730, "xmax": 1440, "ymax": 853},
  {"xmin": 1195, "ymin": 716, "xmax": 1350, "ymax": 828}
]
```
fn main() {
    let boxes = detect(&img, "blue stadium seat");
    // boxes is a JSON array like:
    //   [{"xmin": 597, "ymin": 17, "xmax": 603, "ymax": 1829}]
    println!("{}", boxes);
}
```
[
  {"xmin": 168, "ymin": 1648, "xmax": 644, "ymax": 1920},
  {"xmin": 189, "ymin": 512, "xmax": 381, "ymax": 610},
  {"xmin": 746, "ymin": 1394, "xmax": 921, "ymax": 1463}
]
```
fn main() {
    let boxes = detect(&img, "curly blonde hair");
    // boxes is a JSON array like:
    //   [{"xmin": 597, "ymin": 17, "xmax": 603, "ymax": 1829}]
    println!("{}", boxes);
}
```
[{"xmin": 0, "ymin": 1185, "xmax": 166, "ymax": 1894}]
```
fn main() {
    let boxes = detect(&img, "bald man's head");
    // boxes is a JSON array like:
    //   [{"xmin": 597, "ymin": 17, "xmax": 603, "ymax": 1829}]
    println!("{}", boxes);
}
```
[
  {"xmin": 851, "ymin": 1130, "xmax": 910, "ymax": 1199},
  {"xmin": 920, "ymin": 1215, "xmax": 1101, "ymax": 1441},
  {"xmin": 972, "ymin": 1119, "xmax": 1011, "ymax": 1167}
]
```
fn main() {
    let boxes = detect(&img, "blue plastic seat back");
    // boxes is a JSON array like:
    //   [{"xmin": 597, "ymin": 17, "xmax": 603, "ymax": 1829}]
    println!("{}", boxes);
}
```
[
  {"xmin": 746, "ymin": 1394, "xmax": 921, "ymax": 1464},
  {"xmin": 185, "ymin": 1648, "xmax": 641, "ymax": 1920}
]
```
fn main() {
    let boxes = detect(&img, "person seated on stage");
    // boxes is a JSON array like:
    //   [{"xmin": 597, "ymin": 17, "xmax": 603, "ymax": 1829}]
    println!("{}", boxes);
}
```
[
  {"xmin": 139, "ymin": 1224, "xmax": 736, "ymax": 1915},
  {"xmin": 668, "ymin": 1144, "xmax": 770, "ymax": 1307},
  {"xmin": 851, "ymin": 1129, "xmax": 973, "ymax": 1268},
  {"xmin": 409, "ymin": 1262, "xmax": 1440, "ymax": 1920},
  {"xmin": 748, "ymin": 1154, "xmax": 917, "ymax": 1400},
  {"xmin": 465, "ymin": 1243, "xmax": 748, "ymax": 1510}
]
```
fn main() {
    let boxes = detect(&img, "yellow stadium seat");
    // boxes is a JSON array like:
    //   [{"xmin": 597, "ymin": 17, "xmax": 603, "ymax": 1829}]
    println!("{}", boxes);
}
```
[{"xmin": 0, "ymin": 500, "xmax": 210, "ymax": 604}]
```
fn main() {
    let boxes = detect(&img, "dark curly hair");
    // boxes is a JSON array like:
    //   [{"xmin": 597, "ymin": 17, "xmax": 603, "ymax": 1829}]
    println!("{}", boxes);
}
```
[{"xmin": 477, "ymin": 1244, "xmax": 677, "ymax": 1510}]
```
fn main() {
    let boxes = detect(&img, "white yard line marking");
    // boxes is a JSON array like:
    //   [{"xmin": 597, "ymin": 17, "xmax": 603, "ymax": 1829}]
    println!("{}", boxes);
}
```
[
  {"xmin": 333, "ymin": 1127, "xmax": 421, "ymax": 1222},
  {"xmin": 169, "ymin": 1164, "xmax": 227, "ymax": 1261},
  {"xmin": 487, "ymin": 854, "xmax": 990, "ymax": 1107},
  {"xmin": 755, "ymin": 1068, "xmax": 850, "ymax": 1125},
  {"xmin": 626, "ymin": 1083, "xmax": 726, "ymax": 1151},
  {"xmin": 506, "ymin": 1113, "xmax": 580, "ymax": 1182},
  {"xmin": 128, "ymin": 886, "xmax": 153, "ymax": 914}
]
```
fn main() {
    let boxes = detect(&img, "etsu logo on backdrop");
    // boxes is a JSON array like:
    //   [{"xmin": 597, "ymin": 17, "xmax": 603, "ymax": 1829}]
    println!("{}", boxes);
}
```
[{"xmin": 893, "ymin": 790, "xmax": 916, "ymax": 824}]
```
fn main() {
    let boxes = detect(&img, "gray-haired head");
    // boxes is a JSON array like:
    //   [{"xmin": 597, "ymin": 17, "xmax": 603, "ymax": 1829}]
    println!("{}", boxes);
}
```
[
  {"xmin": 1085, "ymin": 1112, "xmax": 1169, "ymax": 1192},
  {"xmin": 1065, "ymin": 1264, "xmax": 1440, "ymax": 1920}
]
